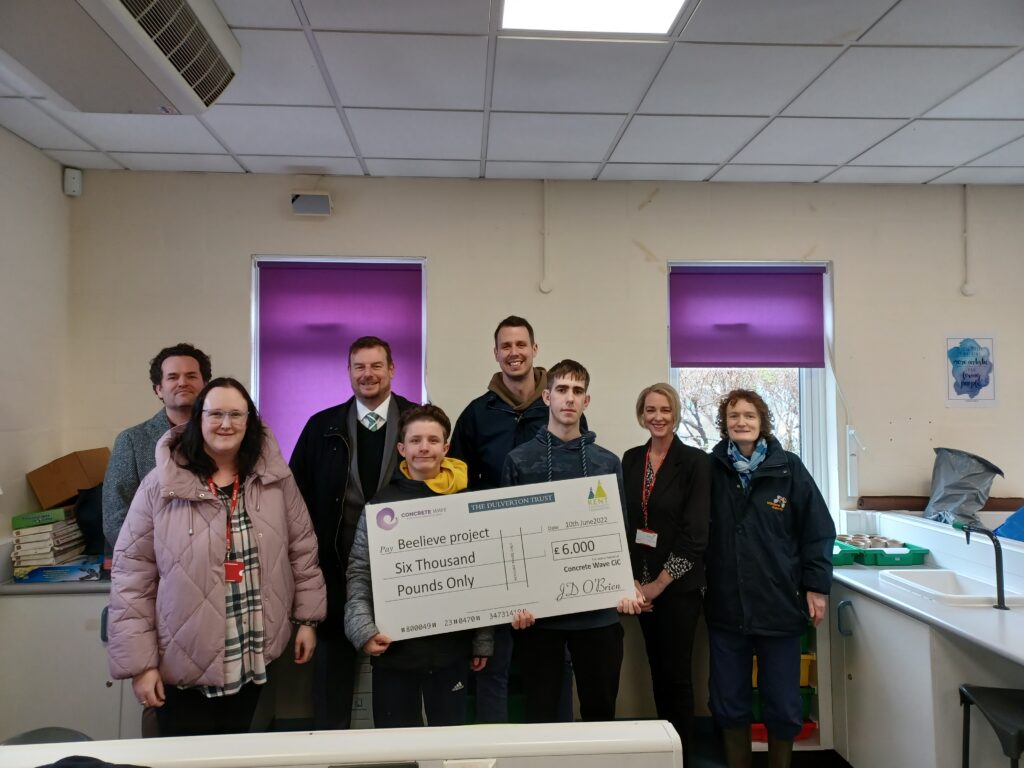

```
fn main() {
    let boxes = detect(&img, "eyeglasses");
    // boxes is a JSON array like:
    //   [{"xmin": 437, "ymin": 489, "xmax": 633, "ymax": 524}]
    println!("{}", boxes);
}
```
[{"xmin": 202, "ymin": 409, "xmax": 248, "ymax": 424}]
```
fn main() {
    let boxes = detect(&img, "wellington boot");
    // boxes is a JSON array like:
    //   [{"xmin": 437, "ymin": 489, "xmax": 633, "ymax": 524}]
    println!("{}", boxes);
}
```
[
  {"xmin": 720, "ymin": 726, "xmax": 752, "ymax": 768},
  {"xmin": 767, "ymin": 736, "xmax": 794, "ymax": 768}
]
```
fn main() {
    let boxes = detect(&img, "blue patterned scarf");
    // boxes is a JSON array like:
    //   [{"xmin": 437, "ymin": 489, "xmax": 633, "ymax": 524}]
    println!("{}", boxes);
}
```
[{"xmin": 728, "ymin": 438, "xmax": 768, "ymax": 489}]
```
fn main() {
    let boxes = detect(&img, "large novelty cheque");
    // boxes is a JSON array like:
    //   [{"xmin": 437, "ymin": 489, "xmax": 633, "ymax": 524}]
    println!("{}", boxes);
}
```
[{"xmin": 365, "ymin": 474, "xmax": 634, "ymax": 640}]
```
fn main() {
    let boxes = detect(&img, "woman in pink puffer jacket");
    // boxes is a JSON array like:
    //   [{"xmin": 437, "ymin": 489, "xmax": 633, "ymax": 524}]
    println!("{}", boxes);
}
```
[{"xmin": 107, "ymin": 377, "xmax": 326, "ymax": 736}]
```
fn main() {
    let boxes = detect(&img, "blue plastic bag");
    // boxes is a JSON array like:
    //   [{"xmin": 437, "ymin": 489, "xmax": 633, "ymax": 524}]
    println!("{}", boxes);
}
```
[{"xmin": 995, "ymin": 507, "xmax": 1024, "ymax": 543}]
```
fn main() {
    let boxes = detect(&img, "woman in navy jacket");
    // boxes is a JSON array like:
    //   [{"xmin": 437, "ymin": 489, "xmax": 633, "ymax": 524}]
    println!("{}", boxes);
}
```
[
  {"xmin": 705, "ymin": 389, "xmax": 834, "ymax": 768},
  {"xmin": 622, "ymin": 383, "xmax": 710, "ymax": 756}
]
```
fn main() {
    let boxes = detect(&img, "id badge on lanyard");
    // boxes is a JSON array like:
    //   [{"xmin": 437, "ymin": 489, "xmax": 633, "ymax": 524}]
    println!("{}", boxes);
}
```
[
  {"xmin": 210, "ymin": 476, "xmax": 244, "ymax": 583},
  {"xmin": 636, "ymin": 528, "xmax": 658, "ymax": 548},
  {"xmin": 637, "ymin": 447, "xmax": 659, "ymax": 548},
  {"xmin": 224, "ymin": 559, "xmax": 244, "ymax": 582}
]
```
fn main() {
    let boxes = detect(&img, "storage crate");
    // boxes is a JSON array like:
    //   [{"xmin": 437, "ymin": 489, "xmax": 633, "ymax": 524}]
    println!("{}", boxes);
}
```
[
  {"xmin": 753, "ymin": 653, "xmax": 814, "ymax": 687},
  {"xmin": 751, "ymin": 720, "xmax": 817, "ymax": 742},
  {"xmin": 855, "ymin": 542, "xmax": 929, "ymax": 566},
  {"xmin": 753, "ymin": 686, "xmax": 814, "ymax": 721},
  {"xmin": 832, "ymin": 540, "xmax": 860, "ymax": 566}
]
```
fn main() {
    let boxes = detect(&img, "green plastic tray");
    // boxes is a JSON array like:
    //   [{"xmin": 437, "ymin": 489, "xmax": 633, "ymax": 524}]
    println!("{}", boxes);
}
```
[
  {"xmin": 832, "ymin": 540, "xmax": 860, "ymax": 566},
  {"xmin": 854, "ymin": 542, "xmax": 929, "ymax": 566}
]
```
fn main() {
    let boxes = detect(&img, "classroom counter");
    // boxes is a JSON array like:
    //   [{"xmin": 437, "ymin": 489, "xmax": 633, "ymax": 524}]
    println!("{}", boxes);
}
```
[{"xmin": 833, "ymin": 563, "xmax": 1024, "ymax": 667}]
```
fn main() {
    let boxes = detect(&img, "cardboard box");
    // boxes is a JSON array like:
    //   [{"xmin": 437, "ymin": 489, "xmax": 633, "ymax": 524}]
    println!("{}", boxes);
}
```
[{"xmin": 26, "ymin": 448, "xmax": 110, "ymax": 510}]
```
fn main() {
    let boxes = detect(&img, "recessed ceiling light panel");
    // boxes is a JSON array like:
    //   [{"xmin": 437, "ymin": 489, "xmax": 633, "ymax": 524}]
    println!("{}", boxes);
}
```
[{"xmin": 502, "ymin": 0, "xmax": 685, "ymax": 35}]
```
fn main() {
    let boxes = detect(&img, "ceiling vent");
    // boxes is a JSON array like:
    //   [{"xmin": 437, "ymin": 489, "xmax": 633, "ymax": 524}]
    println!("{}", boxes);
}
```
[{"xmin": 0, "ymin": 0, "xmax": 241, "ymax": 115}]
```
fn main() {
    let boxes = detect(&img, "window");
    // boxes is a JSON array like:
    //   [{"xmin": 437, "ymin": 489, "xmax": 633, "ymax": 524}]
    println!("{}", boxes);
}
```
[
  {"xmin": 253, "ymin": 259, "xmax": 424, "ymax": 460},
  {"xmin": 668, "ymin": 264, "xmax": 837, "ymax": 508},
  {"xmin": 675, "ymin": 367, "xmax": 800, "ymax": 452}
]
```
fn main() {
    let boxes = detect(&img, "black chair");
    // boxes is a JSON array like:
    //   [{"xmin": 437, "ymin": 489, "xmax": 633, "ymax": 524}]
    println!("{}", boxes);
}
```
[{"xmin": 960, "ymin": 684, "xmax": 1024, "ymax": 767}]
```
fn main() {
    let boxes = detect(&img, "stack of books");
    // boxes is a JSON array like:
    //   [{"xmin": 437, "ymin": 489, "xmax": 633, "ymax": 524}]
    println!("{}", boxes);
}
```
[{"xmin": 11, "ymin": 507, "xmax": 86, "ymax": 572}]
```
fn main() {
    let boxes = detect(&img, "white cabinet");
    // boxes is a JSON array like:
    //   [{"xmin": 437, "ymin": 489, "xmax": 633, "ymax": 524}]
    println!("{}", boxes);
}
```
[
  {"xmin": 830, "ymin": 582, "xmax": 1024, "ymax": 768},
  {"xmin": 830, "ymin": 584, "xmax": 935, "ymax": 767},
  {"xmin": 0, "ymin": 591, "xmax": 138, "ymax": 742}
]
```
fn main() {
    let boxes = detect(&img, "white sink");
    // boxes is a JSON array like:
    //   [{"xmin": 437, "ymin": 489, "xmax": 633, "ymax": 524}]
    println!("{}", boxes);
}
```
[{"xmin": 879, "ymin": 569, "xmax": 1024, "ymax": 607}]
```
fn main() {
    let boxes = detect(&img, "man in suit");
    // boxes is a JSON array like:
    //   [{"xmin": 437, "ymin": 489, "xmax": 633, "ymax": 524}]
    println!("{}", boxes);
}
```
[{"xmin": 290, "ymin": 335, "xmax": 416, "ymax": 730}]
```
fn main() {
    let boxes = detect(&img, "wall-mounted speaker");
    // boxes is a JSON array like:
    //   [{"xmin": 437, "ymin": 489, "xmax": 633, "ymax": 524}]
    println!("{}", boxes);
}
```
[
  {"xmin": 63, "ymin": 167, "xmax": 83, "ymax": 197},
  {"xmin": 291, "ymin": 191, "xmax": 332, "ymax": 216}
]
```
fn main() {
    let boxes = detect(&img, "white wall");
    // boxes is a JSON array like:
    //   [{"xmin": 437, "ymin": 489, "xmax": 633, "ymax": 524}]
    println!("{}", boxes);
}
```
[
  {"xmin": 0, "ymin": 128, "xmax": 71, "ymax": 528},
  {"xmin": 65, "ymin": 172, "xmax": 1024, "ymax": 510},
  {"xmin": 3, "ymin": 158, "xmax": 1021, "ymax": 524}
]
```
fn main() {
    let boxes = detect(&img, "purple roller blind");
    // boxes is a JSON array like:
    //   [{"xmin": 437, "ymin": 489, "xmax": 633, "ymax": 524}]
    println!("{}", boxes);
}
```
[
  {"xmin": 669, "ymin": 266, "xmax": 826, "ymax": 368},
  {"xmin": 257, "ymin": 261, "xmax": 423, "ymax": 461}
]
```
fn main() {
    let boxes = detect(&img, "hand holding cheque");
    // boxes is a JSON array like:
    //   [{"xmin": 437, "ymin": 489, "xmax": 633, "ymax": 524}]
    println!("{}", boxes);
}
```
[{"xmin": 365, "ymin": 474, "xmax": 642, "ymax": 640}]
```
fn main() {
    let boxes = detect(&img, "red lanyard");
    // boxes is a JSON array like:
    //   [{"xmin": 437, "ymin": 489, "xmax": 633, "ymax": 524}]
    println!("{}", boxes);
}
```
[
  {"xmin": 641, "ymin": 447, "xmax": 657, "ymax": 528},
  {"xmin": 208, "ymin": 476, "xmax": 240, "ymax": 552}
]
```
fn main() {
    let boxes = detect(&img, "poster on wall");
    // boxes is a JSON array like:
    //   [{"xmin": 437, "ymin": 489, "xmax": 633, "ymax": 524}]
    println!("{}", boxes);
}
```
[{"xmin": 946, "ymin": 335, "xmax": 995, "ymax": 407}]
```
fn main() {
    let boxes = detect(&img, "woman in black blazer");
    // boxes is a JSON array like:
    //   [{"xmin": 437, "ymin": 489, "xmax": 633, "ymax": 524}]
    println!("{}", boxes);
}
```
[{"xmin": 622, "ymin": 383, "xmax": 711, "ymax": 754}]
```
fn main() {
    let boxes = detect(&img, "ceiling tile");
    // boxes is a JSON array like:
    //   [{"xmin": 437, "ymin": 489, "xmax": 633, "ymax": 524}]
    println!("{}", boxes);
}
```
[
  {"xmin": 861, "ymin": 0, "xmax": 1024, "ymax": 45},
  {"xmin": 928, "ymin": 51, "xmax": 1024, "ymax": 119},
  {"xmin": 109, "ymin": 153, "xmax": 244, "ymax": 173},
  {"xmin": 218, "ymin": 30, "xmax": 331, "ymax": 106},
  {"xmin": 681, "ymin": 0, "xmax": 894, "ymax": 44},
  {"xmin": 611, "ymin": 115, "xmax": 765, "ymax": 163},
  {"xmin": 43, "ymin": 149, "xmax": 122, "ymax": 170},
  {"xmin": 821, "ymin": 166, "xmax": 950, "ymax": 184},
  {"xmin": 58, "ymin": 112, "xmax": 224, "ymax": 153},
  {"xmin": 0, "ymin": 98, "xmax": 91, "ymax": 150},
  {"xmin": 929, "ymin": 167, "xmax": 1024, "ymax": 184},
  {"xmin": 317, "ymin": 33, "xmax": 487, "ymax": 109},
  {"xmin": 489, "ymin": 113, "xmax": 625, "ymax": 161},
  {"xmin": 214, "ymin": 0, "xmax": 301, "ymax": 29},
  {"xmin": 492, "ymin": 38, "xmax": 668, "ymax": 113},
  {"xmin": 970, "ymin": 134, "xmax": 1024, "ymax": 165},
  {"xmin": 784, "ymin": 47, "xmax": 1010, "ymax": 118},
  {"xmin": 599, "ymin": 163, "xmax": 716, "ymax": 181},
  {"xmin": 202, "ymin": 105, "xmax": 353, "ymax": 155},
  {"xmin": 304, "ymin": 0, "xmax": 491, "ymax": 34},
  {"xmin": 348, "ymin": 109, "xmax": 483, "ymax": 159},
  {"xmin": 486, "ymin": 161, "xmax": 598, "ymax": 179},
  {"xmin": 641, "ymin": 44, "xmax": 840, "ymax": 116},
  {"xmin": 733, "ymin": 117, "xmax": 903, "ymax": 164},
  {"xmin": 239, "ymin": 155, "xmax": 363, "ymax": 175},
  {"xmin": 712, "ymin": 165, "xmax": 834, "ymax": 182},
  {"xmin": 364, "ymin": 159, "xmax": 480, "ymax": 177},
  {"xmin": 852, "ymin": 120, "xmax": 1024, "ymax": 165}
]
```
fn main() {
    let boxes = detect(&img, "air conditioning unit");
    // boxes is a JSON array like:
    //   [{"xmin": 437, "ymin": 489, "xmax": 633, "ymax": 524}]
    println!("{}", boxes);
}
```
[{"xmin": 0, "ymin": 0, "xmax": 241, "ymax": 115}]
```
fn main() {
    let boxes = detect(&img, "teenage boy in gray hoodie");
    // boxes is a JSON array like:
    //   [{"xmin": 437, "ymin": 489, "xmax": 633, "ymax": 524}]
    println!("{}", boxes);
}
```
[{"xmin": 501, "ymin": 359, "xmax": 643, "ymax": 722}]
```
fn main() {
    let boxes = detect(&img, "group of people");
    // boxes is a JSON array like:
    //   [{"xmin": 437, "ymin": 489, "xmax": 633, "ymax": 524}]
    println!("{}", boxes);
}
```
[{"xmin": 102, "ymin": 316, "xmax": 835, "ymax": 768}]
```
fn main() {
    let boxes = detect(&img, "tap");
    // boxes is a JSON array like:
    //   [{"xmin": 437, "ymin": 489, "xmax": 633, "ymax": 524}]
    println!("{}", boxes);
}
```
[{"xmin": 957, "ymin": 522, "xmax": 1009, "ymax": 611}]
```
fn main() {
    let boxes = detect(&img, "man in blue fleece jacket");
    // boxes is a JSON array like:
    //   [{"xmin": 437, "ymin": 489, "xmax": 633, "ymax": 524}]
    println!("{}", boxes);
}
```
[{"xmin": 501, "ymin": 359, "xmax": 643, "ymax": 722}]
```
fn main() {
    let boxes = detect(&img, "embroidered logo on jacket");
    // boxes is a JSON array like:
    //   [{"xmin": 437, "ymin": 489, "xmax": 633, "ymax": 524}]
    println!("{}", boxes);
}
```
[{"xmin": 767, "ymin": 495, "xmax": 788, "ymax": 512}]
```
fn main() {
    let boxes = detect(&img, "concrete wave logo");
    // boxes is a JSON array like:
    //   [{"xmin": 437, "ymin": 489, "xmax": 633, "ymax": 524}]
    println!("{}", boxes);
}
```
[{"xmin": 376, "ymin": 507, "xmax": 398, "ymax": 530}]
